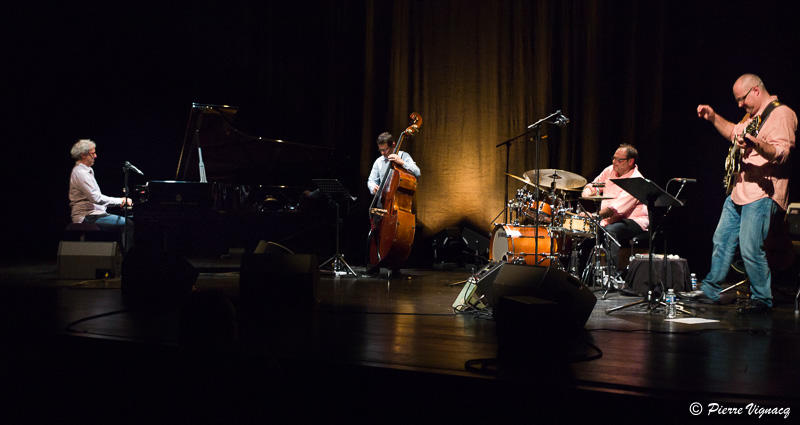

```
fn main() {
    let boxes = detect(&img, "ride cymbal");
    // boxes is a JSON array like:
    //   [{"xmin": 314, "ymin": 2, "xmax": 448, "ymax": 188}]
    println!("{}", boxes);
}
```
[{"xmin": 523, "ymin": 169, "xmax": 587, "ymax": 190}]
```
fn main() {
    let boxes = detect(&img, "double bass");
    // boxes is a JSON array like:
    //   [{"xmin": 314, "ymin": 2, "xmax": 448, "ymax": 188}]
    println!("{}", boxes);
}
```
[{"xmin": 368, "ymin": 112, "xmax": 422, "ymax": 269}]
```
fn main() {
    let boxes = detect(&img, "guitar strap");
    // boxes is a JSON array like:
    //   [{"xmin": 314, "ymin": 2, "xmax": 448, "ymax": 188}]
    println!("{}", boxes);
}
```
[{"xmin": 753, "ymin": 100, "xmax": 783, "ymax": 134}]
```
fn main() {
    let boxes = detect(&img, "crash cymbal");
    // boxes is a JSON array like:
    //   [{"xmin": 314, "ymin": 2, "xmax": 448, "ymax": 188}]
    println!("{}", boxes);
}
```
[
  {"xmin": 505, "ymin": 172, "xmax": 536, "ymax": 186},
  {"xmin": 523, "ymin": 169, "xmax": 587, "ymax": 190}
]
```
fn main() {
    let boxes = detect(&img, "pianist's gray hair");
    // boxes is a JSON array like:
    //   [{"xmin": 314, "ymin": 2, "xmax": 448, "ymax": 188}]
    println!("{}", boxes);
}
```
[{"xmin": 70, "ymin": 139, "xmax": 96, "ymax": 160}]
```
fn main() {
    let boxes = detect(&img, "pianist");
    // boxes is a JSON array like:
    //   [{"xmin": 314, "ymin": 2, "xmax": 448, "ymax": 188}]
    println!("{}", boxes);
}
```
[{"xmin": 68, "ymin": 139, "xmax": 134, "ymax": 250}]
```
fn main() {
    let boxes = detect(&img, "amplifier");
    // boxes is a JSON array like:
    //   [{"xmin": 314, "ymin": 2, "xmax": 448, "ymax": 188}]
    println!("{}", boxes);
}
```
[{"xmin": 788, "ymin": 202, "xmax": 800, "ymax": 237}]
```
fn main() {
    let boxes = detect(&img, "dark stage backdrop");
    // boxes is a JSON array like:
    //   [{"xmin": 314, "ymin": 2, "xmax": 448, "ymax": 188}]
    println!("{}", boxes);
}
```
[{"xmin": 5, "ymin": 0, "xmax": 800, "ymax": 277}]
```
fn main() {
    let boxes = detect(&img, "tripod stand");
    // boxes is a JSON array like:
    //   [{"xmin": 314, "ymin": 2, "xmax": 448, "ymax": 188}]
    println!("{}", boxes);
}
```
[
  {"xmin": 576, "ymin": 197, "xmax": 622, "ymax": 299},
  {"xmin": 605, "ymin": 177, "xmax": 694, "ymax": 316},
  {"xmin": 315, "ymin": 179, "xmax": 357, "ymax": 277}
]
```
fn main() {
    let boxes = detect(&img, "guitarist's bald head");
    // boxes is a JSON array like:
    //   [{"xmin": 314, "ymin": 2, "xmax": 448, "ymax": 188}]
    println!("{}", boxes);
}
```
[{"xmin": 735, "ymin": 74, "xmax": 766, "ymax": 92}]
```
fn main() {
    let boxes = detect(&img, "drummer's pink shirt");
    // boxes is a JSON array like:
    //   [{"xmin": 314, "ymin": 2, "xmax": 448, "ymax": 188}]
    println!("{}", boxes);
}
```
[
  {"xmin": 729, "ymin": 95, "xmax": 797, "ymax": 210},
  {"xmin": 582, "ymin": 164, "xmax": 649, "ymax": 230}
]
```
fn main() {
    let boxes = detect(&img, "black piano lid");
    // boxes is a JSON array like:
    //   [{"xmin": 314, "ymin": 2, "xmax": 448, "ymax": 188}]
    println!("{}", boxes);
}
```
[
  {"xmin": 175, "ymin": 103, "xmax": 335, "ymax": 186},
  {"xmin": 145, "ymin": 180, "xmax": 213, "ymax": 208}
]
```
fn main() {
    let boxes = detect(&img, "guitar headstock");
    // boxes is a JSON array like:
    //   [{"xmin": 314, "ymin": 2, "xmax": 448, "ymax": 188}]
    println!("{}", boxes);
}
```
[{"xmin": 744, "ymin": 115, "xmax": 761, "ymax": 137}]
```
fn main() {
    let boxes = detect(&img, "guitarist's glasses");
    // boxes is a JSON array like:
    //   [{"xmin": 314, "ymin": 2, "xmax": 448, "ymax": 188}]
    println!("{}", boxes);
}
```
[{"xmin": 735, "ymin": 86, "xmax": 756, "ymax": 103}]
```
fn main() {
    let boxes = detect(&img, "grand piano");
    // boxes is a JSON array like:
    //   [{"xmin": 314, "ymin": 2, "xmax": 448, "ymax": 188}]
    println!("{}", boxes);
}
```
[{"xmin": 133, "ymin": 103, "xmax": 338, "ymax": 257}]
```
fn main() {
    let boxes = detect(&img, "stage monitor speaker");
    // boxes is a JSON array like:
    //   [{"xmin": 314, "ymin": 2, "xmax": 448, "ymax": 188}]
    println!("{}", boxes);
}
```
[
  {"xmin": 483, "ymin": 263, "xmax": 597, "ymax": 330},
  {"xmin": 495, "ymin": 295, "xmax": 571, "ymax": 375},
  {"xmin": 239, "ymin": 252, "xmax": 318, "ymax": 348},
  {"xmin": 121, "ymin": 248, "xmax": 198, "ymax": 306},
  {"xmin": 57, "ymin": 241, "xmax": 120, "ymax": 279},
  {"xmin": 239, "ymin": 252, "xmax": 318, "ymax": 314}
]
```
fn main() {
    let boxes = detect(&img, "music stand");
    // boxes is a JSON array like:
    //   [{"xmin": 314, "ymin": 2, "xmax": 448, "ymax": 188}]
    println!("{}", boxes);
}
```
[
  {"xmin": 605, "ymin": 177, "xmax": 692, "ymax": 315},
  {"xmin": 314, "ymin": 179, "xmax": 358, "ymax": 277}
]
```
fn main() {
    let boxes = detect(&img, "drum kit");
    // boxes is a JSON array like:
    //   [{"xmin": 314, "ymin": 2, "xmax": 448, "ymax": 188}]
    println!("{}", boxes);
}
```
[{"xmin": 490, "ymin": 168, "xmax": 622, "ymax": 293}]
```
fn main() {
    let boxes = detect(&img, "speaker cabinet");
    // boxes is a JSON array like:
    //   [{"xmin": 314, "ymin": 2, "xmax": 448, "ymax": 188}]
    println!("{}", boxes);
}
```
[
  {"xmin": 238, "ymin": 253, "xmax": 318, "ymax": 351},
  {"xmin": 491, "ymin": 264, "xmax": 597, "ymax": 330},
  {"xmin": 432, "ymin": 226, "xmax": 490, "ymax": 266},
  {"xmin": 239, "ymin": 252, "xmax": 318, "ymax": 315},
  {"xmin": 462, "ymin": 263, "xmax": 597, "ymax": 329},
  {"xmin": 57, "ymin": 241, "xmax": 120, "ymax": 279},
  {"xmin": 787, "ymin": 203, "xmax": 800, "ymax": 237},
  {"xmin": 121, "ymin": 248, "xmax": 198, "ymax": 305}
]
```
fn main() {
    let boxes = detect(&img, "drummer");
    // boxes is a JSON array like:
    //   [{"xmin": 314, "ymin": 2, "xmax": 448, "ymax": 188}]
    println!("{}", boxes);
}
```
[{"xmin": 581, "ymin": 144, "xmax": 649, "ymax": 273}]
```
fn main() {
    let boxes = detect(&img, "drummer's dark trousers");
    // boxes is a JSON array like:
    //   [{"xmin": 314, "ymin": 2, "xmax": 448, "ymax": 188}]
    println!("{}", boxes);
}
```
[{"xmin": 603, "ymin": 219, "xmax": 644, "ymax": 272}]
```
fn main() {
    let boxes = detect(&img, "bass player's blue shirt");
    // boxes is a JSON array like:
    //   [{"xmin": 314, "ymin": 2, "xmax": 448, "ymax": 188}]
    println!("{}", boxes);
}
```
[{"xmin": 366, "ymin": 151, "xmax": 420, "ymax": 194}]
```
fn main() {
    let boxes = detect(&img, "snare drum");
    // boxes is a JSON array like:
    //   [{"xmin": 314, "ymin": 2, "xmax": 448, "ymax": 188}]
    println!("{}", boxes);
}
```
[
  {"xmin": 561, "ymin": 213, "xmax": 595, "ymax": 238},
  {"xmin": 489, "ymin": 224, "xmax": 558, "ymax": 266}
]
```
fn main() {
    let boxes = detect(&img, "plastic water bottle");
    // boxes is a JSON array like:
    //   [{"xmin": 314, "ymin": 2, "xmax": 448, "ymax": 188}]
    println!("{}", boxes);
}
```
[
  {"xmin": 666, "ymin": 289, "xmax": 677, "ymax": 318},
  {"xmin": 690, "ymin": 273, "xmax": 698, "ymax": 291}
]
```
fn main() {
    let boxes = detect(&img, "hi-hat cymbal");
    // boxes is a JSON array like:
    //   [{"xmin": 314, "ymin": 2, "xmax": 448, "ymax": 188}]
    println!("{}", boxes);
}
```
[{"xmin": 523, "ymin": 169, "xmax": 587, "ymax": 190}]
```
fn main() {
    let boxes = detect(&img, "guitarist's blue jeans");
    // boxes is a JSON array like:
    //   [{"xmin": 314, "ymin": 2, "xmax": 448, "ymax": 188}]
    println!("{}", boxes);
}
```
[{"xmin": 701, "ymin": 196, "xmax": 776, "ymax": 307}]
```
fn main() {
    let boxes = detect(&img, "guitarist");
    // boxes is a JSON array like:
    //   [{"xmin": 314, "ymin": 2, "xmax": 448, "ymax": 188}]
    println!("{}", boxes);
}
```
[{"xmin": 696, "ymin": 74, "xmax": 797, "ymax": 313}]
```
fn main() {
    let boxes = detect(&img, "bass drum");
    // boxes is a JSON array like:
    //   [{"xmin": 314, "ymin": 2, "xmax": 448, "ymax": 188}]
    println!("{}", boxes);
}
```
[{"xmin": 489, "ymin": 224, "xmax": 558, "ymax": 266}]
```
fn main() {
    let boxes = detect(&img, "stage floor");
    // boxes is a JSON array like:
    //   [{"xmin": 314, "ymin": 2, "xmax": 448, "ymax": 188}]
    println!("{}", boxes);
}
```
[{"xmin": 1, "ymin": 258, "xmax": 799, "ymax": 423}]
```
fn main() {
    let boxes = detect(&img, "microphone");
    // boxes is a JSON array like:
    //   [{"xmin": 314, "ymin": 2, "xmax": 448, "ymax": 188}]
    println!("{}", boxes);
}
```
[
  {"xmin": 124, "ymin": 161, "xmax": 144, "ymax": 176},
  {"xmin": 673, "ymin": 177, "xmax": 696, "ymax": 183},
  {"xmin": 553, "ymin": 113, "xmax": 570, "ymax": 127}
]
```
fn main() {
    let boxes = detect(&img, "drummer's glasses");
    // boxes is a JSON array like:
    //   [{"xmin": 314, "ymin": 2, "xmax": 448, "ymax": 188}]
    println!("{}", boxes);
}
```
[{"xmin": 612, "ymin": 156, "xmax": 629, "ymax": 162}]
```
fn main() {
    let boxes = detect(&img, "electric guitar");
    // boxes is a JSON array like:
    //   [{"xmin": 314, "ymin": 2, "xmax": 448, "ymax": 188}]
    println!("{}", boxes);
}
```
[
  {"xmin": 723, "ymin": 115, "xmax": 759, "ymax": 194},
  {"xmin": 722, "ymin": 100, "xmax": 782, "ymax": 194}
]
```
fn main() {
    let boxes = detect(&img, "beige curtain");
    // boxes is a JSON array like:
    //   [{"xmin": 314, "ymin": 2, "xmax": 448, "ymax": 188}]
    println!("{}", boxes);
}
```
[{"xmin": 362, "ymin": 0, "xmax": 663, "ymax": 238}]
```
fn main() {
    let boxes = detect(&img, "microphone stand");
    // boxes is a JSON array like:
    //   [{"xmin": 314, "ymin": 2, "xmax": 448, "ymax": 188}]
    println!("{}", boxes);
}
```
[
  {"xmin": 654, "ymin": 178, "xmax": 695, "ymax": 316},
  {"xmin": 526, "ymin": 110, "xmax": 565, "ymax": 266},
  {"xmin": 495, "ymin": 110, "xmax": 566, "ymax": 227},
  {"xmin": 495, "ymin": 134, "xmax": 526, "ymax": 224},
  {"xmin": 122, "ymin": 164, "xmax": 131, "ymax": 257}
]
